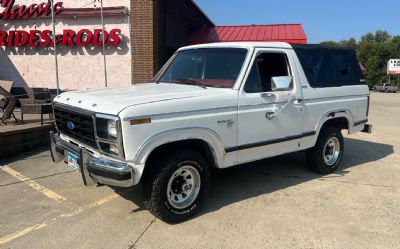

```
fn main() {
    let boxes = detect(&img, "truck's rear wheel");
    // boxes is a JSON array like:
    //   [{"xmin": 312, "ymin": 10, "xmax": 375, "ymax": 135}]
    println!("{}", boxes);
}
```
[
  {"xmin": 306, "ymin": 126, "xmax": 344, "ymax": 174},
  {"xmin": 142, "ymin": 150, "xmax": 210, "ymax": 224}
]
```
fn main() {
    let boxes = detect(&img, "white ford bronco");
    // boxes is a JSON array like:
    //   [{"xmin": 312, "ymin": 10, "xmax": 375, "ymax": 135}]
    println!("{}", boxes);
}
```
[{"xmin": 50, "ymin": 42, "xmax": 372, "ymax": 223}]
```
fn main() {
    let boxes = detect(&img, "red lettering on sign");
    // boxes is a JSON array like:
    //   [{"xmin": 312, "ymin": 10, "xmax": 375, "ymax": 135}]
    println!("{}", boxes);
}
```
[
  {"xmin": 53, "ymin": 2, "xmax": 63, "ymax": 15},
  {"xmin": 61, "ymin": 29, "xmax": 75, "ymax": 46},
  {"xmin": 0, "ymin": 30, "xmax": 6, "ymax": 46},
  {"xmin": 0, "ymin": 0, "xmax": 63, "ymax": 20},
  {"xmin": 28, "ymin": 30, "xmax": 40, "ymax": 46},
  {"xmin": 39, "ymin": 30, "xmax": 52, "ymax": 47},
  {"xmin": 76, "ymin": 29, "xmax": 93, "ymax": 47},
  {"xmin": 0, "ymin": 29, "xmax": 122, "ymax": 47},
  {"xmin": 14, "ymin": 30, "xmax": 29, "ymax": 46},
  {"xmin": 7, "ymin": 30, "xmax": 14, "ymax": 46},
  {"xmin": 108, "ymin": 29, "xmax": 121, "ymax": 46},
  {"xmin": 92, "ymin": 29, "xmax": 108, "ymax": 47}
]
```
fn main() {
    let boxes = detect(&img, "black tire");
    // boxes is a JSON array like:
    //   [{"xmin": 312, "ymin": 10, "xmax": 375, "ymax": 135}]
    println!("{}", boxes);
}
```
[
  {"xmin": 142, "ymin": 150, "xmax": 210, "ymax": 224},
  {"xmin": 306, "ymin": 125, "xmax": 344, "ymax": 174}
]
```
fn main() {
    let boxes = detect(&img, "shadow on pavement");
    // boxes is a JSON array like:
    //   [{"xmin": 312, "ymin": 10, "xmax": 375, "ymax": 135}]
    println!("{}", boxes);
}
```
[
  {"xmin": 0, "ymin": 146, "xmax": 50, "ymax": 165},
  {"xmin": 115, "ymin": 137, "xmax": 394, "ymax": 221}
]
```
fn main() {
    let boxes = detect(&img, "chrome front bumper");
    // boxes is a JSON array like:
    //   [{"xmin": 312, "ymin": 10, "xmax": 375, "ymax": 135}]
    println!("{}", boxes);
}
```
[{"xmin": 50, "ymin": 131, "xmax": 135, "ymax": 188}]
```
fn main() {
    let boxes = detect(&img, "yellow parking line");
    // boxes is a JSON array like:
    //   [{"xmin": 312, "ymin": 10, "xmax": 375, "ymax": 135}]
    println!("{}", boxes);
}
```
[
  {"xmin": 0, "ymin": 223, "xmax": 48, "ymax": 246},
  {"xmin": 1, "ymin": 165, "xmax": 67, "ymax": 203},
  {"xmin": 0, "ymin": 193, "xmax": 121, "ymax": 246},
  {"xmin": 60, "ymin": 193, "xmax": 120, "ymax": 218}
]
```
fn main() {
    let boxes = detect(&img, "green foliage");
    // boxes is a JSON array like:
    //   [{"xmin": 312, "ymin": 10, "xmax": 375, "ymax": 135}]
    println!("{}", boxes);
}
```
[{"xmin": 320, "ymin": 30, "xmax": 400, "ymax": 87}]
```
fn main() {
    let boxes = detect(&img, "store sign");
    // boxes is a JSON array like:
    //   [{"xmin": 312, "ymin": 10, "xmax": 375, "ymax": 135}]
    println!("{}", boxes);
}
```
[
  {"xmin": 388, "ymin": 59, "xmax": 400, "ymax": 75},
  {"xmin": 0, "ymin": 0, "xmax": 63, "ymax": 20},
  {"xmin": 0, "ymin": 0, "xmax": 124, "ymax": 47},
  {"xmin": 0, "ymin": 29, "xmax": 121, "ymax": 47}
]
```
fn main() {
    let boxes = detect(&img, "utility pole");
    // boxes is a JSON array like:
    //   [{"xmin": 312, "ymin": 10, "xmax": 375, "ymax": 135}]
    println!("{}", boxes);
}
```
[
  {"xmin": 50, "ymin": 0, "xmax": 60, "ymax": 95},
  {"xmin": 100, "ymin": 0, "xmax": 108, "ymax": 87}
]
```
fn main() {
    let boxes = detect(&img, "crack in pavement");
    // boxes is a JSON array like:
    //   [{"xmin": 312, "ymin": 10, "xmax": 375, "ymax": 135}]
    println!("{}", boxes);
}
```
[
  {"xmin": 318, "ymin": 178, "xmax": 398, "ymax": 189},
  {"xmin": 128, "ymin": 218, "xmax": 157, "ymax": 249},
  {"xmin": 0, "ymin": 170, "xmax": 75, "ymax": 187}
]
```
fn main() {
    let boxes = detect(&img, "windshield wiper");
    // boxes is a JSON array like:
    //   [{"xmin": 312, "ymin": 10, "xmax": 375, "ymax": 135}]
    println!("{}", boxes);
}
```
[{"xmin": 175, "ymin": 78, "xmax": 208, "ymax": 89}]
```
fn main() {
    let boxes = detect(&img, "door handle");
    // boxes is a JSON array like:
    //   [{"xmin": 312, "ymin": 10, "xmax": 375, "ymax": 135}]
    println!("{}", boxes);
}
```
[
  {"xmin": 294, "ymin": 98, "xmax": 303, "ymax": 103},
  {"xmin": 265, "ymin": 112, "xmax": 275, "ymax": 120}
]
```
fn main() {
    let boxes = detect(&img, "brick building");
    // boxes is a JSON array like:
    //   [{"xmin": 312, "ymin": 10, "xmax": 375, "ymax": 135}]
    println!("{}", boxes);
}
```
[
  {"xmin": 0, "ymin": 0, "xmax": 306, "ymax": 91},
  {"xmin": 131, "ymin": 0, "xmax": 213, "ymax": 83}
]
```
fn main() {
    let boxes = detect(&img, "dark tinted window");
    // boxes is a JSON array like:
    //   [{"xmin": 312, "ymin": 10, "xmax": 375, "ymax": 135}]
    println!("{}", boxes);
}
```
[
  {"xmin": 244, "ymin": 53, "xmax": 290, "ymax": 93},
  {"xmin": 158, "ymin": 48, "xmax": 248, "ymax": 88},
  {"xmin": 292, "ymin": 44, "xmax": 364, "ymax": 88}
]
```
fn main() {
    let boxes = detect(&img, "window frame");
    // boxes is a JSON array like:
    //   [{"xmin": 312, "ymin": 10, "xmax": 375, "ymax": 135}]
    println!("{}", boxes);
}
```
[
  {"xmin": 240, "ymin": 49, "xmax": 295, "ymax": 95},
  {"xmin": 154, "ymin": 47, "xmax": 250, "ymax": 89}
]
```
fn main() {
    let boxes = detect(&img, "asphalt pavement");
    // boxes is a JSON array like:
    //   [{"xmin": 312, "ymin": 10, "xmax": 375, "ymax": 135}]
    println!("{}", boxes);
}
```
[{"xmin": 0, "ymin": 92, "xmax": 399, "ymax": 249}]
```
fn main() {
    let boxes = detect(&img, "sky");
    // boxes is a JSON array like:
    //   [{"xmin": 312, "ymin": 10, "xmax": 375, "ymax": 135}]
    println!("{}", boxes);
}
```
[{"xmin": 195, "ymin": 0, "xmax": 400, "ymax": 43}]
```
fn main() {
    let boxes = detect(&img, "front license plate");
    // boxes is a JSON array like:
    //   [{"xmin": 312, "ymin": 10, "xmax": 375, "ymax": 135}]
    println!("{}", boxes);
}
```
[{"xmin": 66, "ymin": 152, "xmax": 79, "ymax": 171}]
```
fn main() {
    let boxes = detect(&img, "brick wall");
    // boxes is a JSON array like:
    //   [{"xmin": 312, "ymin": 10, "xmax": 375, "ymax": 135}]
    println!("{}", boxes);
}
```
[
  {"xmin": 131, "ymin": 0, "xmax": 159, "ymax": 84},
  {"xmin": 130, "ymin": 0, "xmax": 213, "ymax": 84}
]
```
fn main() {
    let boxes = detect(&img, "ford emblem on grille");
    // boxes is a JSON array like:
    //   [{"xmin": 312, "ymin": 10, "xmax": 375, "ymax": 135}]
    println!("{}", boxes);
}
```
[{"xmin": 67, "ymin": 121, "xmax": 75, "ymax": 130}]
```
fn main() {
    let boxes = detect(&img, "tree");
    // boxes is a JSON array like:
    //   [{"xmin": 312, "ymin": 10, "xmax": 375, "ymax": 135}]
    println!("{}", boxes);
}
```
[{"xmin": 321, "ymin": 30, "xmax": 400, "ymax": 87}]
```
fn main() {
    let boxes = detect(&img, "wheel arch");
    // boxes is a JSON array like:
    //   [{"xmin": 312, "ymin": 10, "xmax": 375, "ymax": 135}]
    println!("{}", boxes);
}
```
[
  {"xmin": 134, "ymin": 127, "xmax": 225, "ymax": 171},
  {"xmin": 315, "ymin": 109, "xmax": 354, "ymax": 135}
]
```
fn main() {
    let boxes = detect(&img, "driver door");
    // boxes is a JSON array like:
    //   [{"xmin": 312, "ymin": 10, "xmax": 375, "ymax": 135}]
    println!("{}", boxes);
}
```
[{"xmin": 236, "ymin": 48, "xmax": 305, "ymax": 164}]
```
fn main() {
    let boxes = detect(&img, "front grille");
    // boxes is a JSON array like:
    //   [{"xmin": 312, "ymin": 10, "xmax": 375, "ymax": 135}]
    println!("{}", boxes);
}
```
[{"xmin": 54, "ymin": 106, "xmax": 97, "ymax": 149}]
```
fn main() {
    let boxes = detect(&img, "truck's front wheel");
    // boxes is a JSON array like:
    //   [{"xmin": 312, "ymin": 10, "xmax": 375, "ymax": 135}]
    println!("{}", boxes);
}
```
[
  {"xmin": 142, "ymin": 150, "xmax": 210, "ymax": 223},
  {"xmin": 306, "ymin": 126, "xmax": 344, "ymax": 174}
]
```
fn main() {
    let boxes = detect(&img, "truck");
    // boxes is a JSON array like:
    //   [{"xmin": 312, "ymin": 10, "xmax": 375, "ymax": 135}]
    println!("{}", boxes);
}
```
[
  {"xmin": 374, "ymin": 83, "xmax": 398, "ymax": 93},
  {"xmin": 50, "ymin": 42, "xmax": 372, "ymax": 223}
]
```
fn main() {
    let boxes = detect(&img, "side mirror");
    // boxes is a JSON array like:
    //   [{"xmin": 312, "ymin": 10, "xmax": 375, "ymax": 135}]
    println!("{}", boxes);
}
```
[{"xmin": 271, "ymin": 76, "xmax": 293, "ymax": 92}]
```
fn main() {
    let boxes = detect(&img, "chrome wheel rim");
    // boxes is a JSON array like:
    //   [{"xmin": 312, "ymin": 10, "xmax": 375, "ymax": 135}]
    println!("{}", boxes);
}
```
[
  {"xmin": 323, "ymin": 137, "xmax": 341, "ymax": 166},
  {"xmin": 167, "ymin": 165, "xmax": 201, "ymax": 209}
]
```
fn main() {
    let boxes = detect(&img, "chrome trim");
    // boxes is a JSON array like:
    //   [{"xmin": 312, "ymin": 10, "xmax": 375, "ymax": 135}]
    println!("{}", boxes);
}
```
[
  {"xmin": 50, "ymin": 132, "xmax": 135, "ymax": 188},
  {"xmin": 90, "ymin": 173, "xmax": 134, "ymax": 188},
  {"xmin": 302, "ymin": 94, "xmax": 370, "ymax": 103},
  {"xmin": 122, "ymin": 106, "xmax": 237, "ymax": 122}
]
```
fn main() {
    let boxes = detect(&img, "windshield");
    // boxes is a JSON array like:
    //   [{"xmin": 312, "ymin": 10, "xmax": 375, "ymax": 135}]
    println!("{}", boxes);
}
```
[{"xmin": 157, "ymin": 48, "xmax": 248, "ymax": 88}]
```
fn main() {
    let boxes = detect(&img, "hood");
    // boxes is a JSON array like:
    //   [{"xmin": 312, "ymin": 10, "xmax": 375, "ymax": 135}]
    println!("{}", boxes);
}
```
[{"xmin": 54, "ymin": 83, "xmax": 223, "ymax": 115}]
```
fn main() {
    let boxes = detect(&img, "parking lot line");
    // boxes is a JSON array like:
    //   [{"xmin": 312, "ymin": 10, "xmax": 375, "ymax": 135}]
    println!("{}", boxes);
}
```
[
  {"xmin": 0, "ymin": 193, "xmax": 120, "ymax": 246},
  {"xmin": 0, "ymin": 223, "xmax": 48, "ymax": 246},
  {"xmin": 1, "ymin": 165, "xmax": 67, "ymax": 203}
]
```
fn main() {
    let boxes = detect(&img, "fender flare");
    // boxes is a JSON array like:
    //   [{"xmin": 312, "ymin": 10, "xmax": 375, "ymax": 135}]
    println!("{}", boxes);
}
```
[
  {"xmin": 133, "ymin": 127, "xmax": 226, "ymax": 168},
  {"xmin": 314, "ymin": 109, "xmax": 354, "ymax": 138}
]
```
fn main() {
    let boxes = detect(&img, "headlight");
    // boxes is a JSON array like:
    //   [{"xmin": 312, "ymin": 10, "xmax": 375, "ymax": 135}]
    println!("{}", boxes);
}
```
[
  {"xmin": 96, "ymin": 114, "xmax": 120, "ymax": 140},
  {"xmin": 107, "ymin": 119, "xmax": 118, "ymax": 138},
  {"xmin": 95, "ymin": 114, "xmax": 124, "ymax": 159}
]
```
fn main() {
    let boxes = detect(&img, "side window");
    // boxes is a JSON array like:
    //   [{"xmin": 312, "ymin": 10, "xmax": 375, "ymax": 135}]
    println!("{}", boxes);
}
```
[{"xmin": 244, "ymin": 53, "xmax": 291, "ymax": 93}]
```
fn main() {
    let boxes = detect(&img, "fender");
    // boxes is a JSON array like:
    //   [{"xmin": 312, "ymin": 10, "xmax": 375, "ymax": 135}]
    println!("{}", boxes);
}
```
[
  {"xmin": 133, "ymin": 127, "xmax": 226, "ymax": 168},
  {"xmin": 315, "ymin": 109, "xmax": 355, "ymax": 135},
  {"xmin": 303, "ymin": 109, "xmax": 354, "ymax": 148}
]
